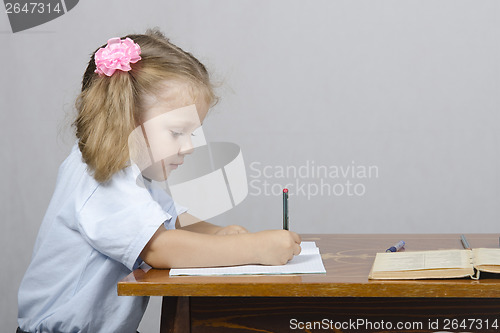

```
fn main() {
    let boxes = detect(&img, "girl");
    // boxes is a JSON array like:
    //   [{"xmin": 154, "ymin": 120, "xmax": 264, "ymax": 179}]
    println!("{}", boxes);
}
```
[{"xmin": 17, "ymin": 28, "xmax": 301, "ymax": 333}]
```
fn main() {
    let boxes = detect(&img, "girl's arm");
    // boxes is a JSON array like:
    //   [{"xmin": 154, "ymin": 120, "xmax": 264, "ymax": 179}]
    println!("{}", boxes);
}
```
[
  {"xmin": 140, "ymin": 227, "xmax": 301, "ymax": 269},
  {"xmin": 176, "ymin": 213, "xmax": 249, "ymax": 235}
]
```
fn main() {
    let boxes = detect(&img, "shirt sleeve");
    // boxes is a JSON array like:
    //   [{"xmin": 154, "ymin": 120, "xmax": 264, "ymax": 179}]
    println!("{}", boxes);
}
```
[
  {"xmin": 77, "ymin": 166, "xmax": 172, "ymax": 271},
  {"xmin": 146, "ymin": 180, "xmax": 188, "ymax": 230}
]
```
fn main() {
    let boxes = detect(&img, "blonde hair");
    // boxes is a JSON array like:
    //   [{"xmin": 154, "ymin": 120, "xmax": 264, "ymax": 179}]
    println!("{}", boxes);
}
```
[{"xmin": 74, "ymin": 28, "xmax": 217, "ymax": 183}]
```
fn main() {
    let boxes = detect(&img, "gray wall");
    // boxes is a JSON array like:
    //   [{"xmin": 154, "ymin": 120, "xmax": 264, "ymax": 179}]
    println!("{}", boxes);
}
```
[{"xmin": 2, "ymin": 0, "xmax": 499, "ymax": 332}]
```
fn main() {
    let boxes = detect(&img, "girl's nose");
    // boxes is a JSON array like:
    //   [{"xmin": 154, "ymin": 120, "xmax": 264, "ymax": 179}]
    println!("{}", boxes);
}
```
[{"xmin": 179, "ymin": 136, "xmax": 194, "ymax": 155}]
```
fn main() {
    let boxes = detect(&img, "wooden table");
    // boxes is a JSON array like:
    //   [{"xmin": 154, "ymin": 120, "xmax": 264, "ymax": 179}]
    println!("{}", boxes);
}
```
[{"xmin": 119, "ymin": 234, "xmax": 500, "ymax": 332}]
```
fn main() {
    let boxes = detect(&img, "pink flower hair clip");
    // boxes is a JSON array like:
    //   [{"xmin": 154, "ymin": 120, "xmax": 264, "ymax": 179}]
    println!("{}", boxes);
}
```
[{"xmin": 94, "ymin": 37, "xmax": 142, "ymax": 77}]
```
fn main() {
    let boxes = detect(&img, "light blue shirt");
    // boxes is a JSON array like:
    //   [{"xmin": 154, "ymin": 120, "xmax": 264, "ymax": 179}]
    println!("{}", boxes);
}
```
[{"xmin": 18, "ymin": 143, "xmax": 185, "ymax": 333}]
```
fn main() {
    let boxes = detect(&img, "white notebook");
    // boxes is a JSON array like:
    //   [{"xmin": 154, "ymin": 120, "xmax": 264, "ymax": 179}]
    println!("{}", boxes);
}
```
[{"xmin": 169, "ymin": 241, "xmax": 326, "ymax": 276}]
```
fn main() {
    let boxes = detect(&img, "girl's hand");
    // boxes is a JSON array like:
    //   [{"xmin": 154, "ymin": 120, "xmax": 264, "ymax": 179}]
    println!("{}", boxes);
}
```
[
  {"xmin": 214, "ymin": 225, "xmax": 249, "ymax": 235},
  {"xmin": 253, "ymin": 230, "xmax": 302, "ymax": 265}
]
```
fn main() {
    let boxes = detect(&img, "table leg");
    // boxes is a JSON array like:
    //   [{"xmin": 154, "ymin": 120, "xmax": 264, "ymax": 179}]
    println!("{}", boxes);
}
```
[{"xmin": 160, "ymin": 296, "xmax": 190, "ymax": 333}]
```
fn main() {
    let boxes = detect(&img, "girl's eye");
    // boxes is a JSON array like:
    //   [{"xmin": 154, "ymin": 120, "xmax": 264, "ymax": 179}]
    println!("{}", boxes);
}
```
[{"xmin": 170, "ymin": 130, "xmax": 183, "ymax": 137}]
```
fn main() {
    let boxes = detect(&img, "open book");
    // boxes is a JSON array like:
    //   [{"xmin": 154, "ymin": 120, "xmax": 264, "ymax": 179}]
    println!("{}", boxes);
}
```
[
  {"xmin": 169, "ymin": 241, "xmax": 326, "ymax": 276},
  {"xmin": 368, "ymin": 248, "xmax": 500, "ymax": 280}
]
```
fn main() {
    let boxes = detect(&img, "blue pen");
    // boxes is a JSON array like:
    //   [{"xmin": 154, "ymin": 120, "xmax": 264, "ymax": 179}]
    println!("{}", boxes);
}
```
[
  {"xmin": 460, "ymin": 235, "xmax": 471, "ymax": 250},
  {"xmin": 386, "ymin": 240, "xmax": 405, "ymax": 252}
]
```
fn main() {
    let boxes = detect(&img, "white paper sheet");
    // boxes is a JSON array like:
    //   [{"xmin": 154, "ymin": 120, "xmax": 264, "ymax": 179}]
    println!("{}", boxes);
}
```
[{"xmin": 169, "ymin": 241, "xmax": 327, "ymax": 276}]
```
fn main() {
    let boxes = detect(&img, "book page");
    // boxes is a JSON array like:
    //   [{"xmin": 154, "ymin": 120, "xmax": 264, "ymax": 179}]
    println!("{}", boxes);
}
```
[
  {"xmin": 473, "ymin": 248, "xmax": 500, "ymax": 266},
  {"xmin": 372, "ymin": 250, "xmax": 471, "ymax": 272},
  {"xmin": 169, "ymin": 241, "xmax": 326, "ymax": 276}
]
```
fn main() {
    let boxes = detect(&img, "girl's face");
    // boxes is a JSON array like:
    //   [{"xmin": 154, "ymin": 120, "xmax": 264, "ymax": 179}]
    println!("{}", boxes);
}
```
[{"xmin": 130, "ymin": 81, "xmax": 209, "ymax": 181}]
